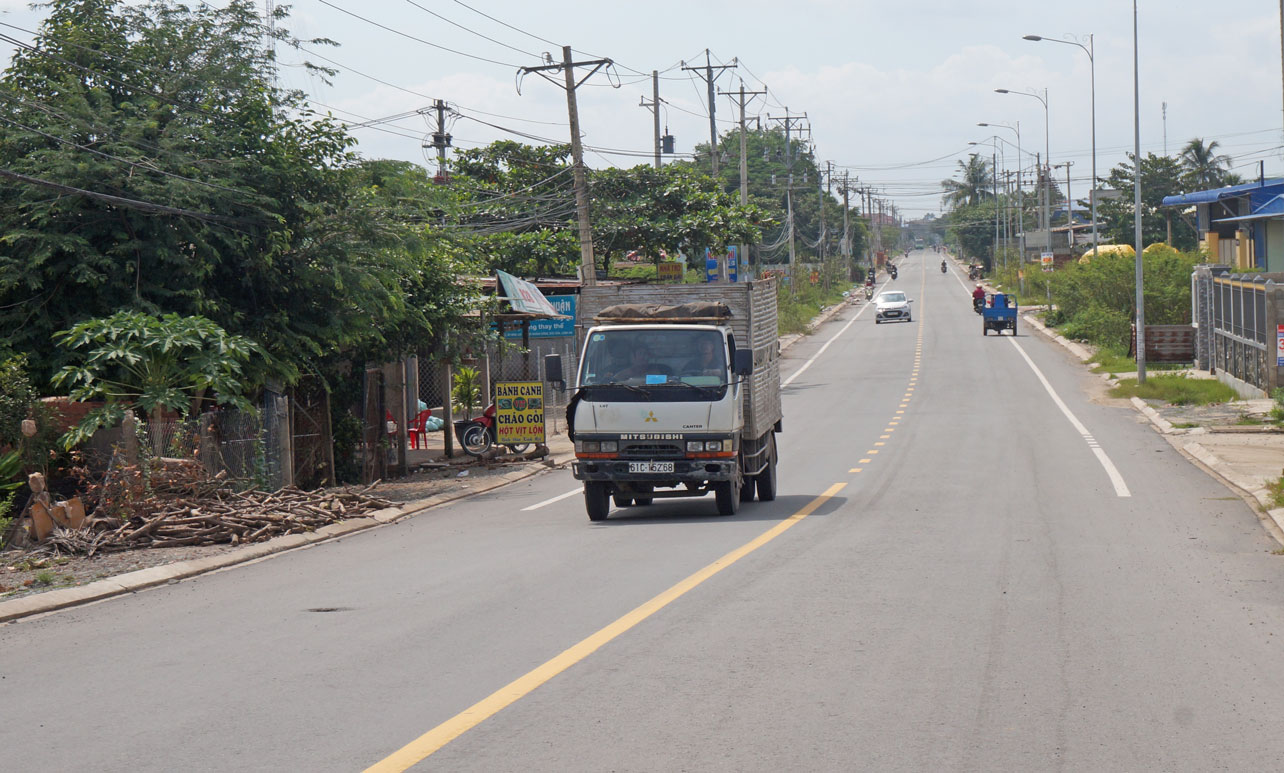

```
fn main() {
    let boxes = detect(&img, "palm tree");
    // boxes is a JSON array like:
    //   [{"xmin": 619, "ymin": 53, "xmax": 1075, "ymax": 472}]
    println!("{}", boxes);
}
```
[
  {"xmin": 940, "ymin": 154, "xmax": 993, "ymax": 209},
  {"xmin": 1180, "ymin": 137, "xmax": 1232, "ymax": 189}
]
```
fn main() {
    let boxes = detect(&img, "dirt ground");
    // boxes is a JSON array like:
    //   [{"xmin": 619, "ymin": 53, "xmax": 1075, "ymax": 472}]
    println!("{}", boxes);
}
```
[{"xmin": 0, "ymin": 455, "xmax": 547, "ymax": 603}]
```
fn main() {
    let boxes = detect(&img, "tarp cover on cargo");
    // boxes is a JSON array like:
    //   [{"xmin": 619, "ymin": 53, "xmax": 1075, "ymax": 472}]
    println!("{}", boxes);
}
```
[{"xmin": 596, "ymin": 301, "xmax": 733, "ymax": 321}]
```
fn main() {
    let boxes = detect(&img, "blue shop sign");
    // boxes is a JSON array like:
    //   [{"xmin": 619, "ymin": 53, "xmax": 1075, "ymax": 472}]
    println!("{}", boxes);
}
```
[{"xmin": 500, "ymin": 294, "xmax": 577, "ymax": 338}]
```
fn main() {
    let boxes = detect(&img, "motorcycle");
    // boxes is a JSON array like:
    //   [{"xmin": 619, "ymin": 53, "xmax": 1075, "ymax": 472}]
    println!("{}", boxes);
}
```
[
  {"xmin": 940, "ymin": 261, "xmax": 947, "ymax": 274},
  {"xmin": 864, "ymin": 283, "xmax": 874, "ymax": 300},
  {"xmin": 973, "ymin": 296, "xmax": 985, "ymax": 315},
  {"xmin": 889, "ymin": 265, "xmax": 898, "ymax": 280},
  {"xmin": 968, "ymin": 265, "xmax": 980, "ymax": 281},
  {"xmin": 454, "ymin": 403, "xmax": 532, "ymax": 457}
]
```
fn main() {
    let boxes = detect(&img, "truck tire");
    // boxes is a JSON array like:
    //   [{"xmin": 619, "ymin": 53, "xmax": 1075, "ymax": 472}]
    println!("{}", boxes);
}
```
[
  {"xmin": 585, "ymin": 483, "xmax": 610, "ymax": 521},
  {"xmin": 634, "ymin": 485, "xmax": 653, "ymax": 506},
  {"xmin": 756, "ymin": 435, "xmax": 777, "ymax": 502},
  {"xmin": 715, "ymin": 479, "xmax": 741, "ymax": 516},
  {"xmin": 613, "ymin": 493, "xmax": 633, "ymax": 507},
  {"xmin": 740, "ymin": 453, "xmax": 756, "ymax": 504}
]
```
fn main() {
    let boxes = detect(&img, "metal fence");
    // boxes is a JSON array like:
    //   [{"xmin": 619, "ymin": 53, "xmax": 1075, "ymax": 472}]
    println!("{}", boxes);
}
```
[{"xmin": 1194, "ymin": 264, "xmax": 1284, "ymax": 394}]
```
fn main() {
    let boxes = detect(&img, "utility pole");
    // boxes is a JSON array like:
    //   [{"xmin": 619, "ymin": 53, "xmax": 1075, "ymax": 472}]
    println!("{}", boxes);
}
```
[
  {"xmin": 719, "ymin": 83, "xmax": 765, "ymax": 270},
  {"xmin": 640, "ymin": 71, "xmax": 661, "ymax": 169},
  {"xmin": 682, "ymin": 50, "xmax": 737, "ymax": 176},
  {"xmin": 520, "ymin": 46, "xmax": 612, "ymax": 286},
  {"xmin": 765, "ymin": 108, "xmax": 806, "ymax": 288},
  {"xmin": 427, "ymin": 98, "xmax": 452, "ymax": 181}
]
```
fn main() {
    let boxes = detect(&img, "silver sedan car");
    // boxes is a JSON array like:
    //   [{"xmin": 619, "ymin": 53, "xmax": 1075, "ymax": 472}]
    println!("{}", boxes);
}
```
[{"xmin": 874, "ymin": 290, "xmax": 912, "ymax": 324}]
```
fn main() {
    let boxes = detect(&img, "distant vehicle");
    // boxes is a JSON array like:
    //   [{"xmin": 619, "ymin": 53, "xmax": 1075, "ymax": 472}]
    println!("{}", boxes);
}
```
[{"xmin": 874, "ymin": 291, "xmax": 912, "ymax": 324}]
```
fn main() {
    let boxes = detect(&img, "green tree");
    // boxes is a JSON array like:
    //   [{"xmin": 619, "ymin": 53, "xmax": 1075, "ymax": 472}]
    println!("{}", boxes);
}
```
[
  {"xmin": 0, "ymin": 0, "xmax": 443, "ymax": 385},
  {"xmin": 1097, "ymin": 152, "xmax": 1197, "ymax": 251},
  {"xmin": 51, "ymin": 311, "xmax": 262, "ymax": 447},
  {"xmin": 1180, "ymin": 137, "xmax": 1233, "ymax": 190},
  {"xmin": 941, "ymin": 154, "xmax": 994, "ymax": 209},
  {"xmin": 589, "ymin": 164, "xmax": 767, "ymax": 274}
]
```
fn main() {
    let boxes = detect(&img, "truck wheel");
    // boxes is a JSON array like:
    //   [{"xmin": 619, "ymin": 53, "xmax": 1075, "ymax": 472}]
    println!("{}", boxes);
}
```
[
  {"xmin": 634, "ymin": 485, "xmax": 653, "ymax": 506},
  {"xmin": 756, "ymin": 435, "xmax": 778, "ymax": 502},
  {"xmin": 613, "ymin": 493, "xmax": 633, "ymax": 507},
  {"xmin": 585, "ymin": 483, "xmax": 610, "ymax": 521},
  {"xmin": 715, "ymin": 479, "xmax": 741, "ymax": 516}
]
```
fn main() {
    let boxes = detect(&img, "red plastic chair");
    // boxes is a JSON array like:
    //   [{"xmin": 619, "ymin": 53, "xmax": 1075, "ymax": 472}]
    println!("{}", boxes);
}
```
[{"xmin": 408, "ymin": 409, "xmax": 432, "ymax": 449}]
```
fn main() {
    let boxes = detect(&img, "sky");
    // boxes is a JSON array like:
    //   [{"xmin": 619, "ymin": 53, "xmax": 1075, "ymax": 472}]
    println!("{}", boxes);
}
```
[{"xmin": 1, "ymin": 0, "xmax": 1282, "ymax": 220}]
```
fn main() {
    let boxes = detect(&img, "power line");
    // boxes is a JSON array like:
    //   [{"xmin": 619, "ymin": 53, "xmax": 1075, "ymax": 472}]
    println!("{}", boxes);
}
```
[
  {"xmin": 315, "ymin": 0, "xmax": 523, "ymax": 69},
  {"xmin": 399, "ymin": 0, "xmax": 539, "ymax": 59},
  {"xmin": 0, "ymin": 166, "xmax": 254, "ymax": 226},
  {"xmin": 450, "ymin": 0, "xmax": 559, "ymax": 48}
]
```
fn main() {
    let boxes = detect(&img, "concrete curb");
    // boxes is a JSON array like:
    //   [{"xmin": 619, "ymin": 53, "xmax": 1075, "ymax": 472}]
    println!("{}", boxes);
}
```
[
  {"xmin": 1130, "ymin": 396, "xmax": 1176, "ymax": 434},
  {"xmin": 2, "ymin": 296, "xmax": 858, "ymax": 624}
]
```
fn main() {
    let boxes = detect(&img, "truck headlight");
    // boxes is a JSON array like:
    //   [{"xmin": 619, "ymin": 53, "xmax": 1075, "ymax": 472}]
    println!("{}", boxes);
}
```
[
  {"xmin": 687, "ymin": 441, "xmax": 704, "ymax": 452},
  {"xmin": 600, "ymin": 441, "xmax": 618, "ymax": 453},
  {"xmin": 704, "ymin": 440, "xmax": 723, "ymax": 452},
  {"xmin": 581, "ymin": 440, "xmax": 600, "ymax": 453}
]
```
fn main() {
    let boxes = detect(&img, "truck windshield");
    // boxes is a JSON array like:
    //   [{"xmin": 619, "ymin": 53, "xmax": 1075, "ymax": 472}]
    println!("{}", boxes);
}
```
[{"xmin": 580, "ymin": 329, "xmax": 727, "ymax": 388}]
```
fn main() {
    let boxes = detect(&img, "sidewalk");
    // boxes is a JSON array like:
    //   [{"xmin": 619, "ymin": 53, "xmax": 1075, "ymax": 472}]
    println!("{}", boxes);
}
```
[
  {"xmin": 1021, "ymin": 310, "xmax": 1284, "ymax": 546},
  {"xmin": 0, "ymin": 293, "xmax": 861, "ymax": 623}
]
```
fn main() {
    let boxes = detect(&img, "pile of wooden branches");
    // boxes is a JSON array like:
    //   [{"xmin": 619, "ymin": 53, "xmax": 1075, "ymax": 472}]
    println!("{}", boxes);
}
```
[{"xmin": 42, "ymin": 484, "xmax": 397, "ymax": 556}]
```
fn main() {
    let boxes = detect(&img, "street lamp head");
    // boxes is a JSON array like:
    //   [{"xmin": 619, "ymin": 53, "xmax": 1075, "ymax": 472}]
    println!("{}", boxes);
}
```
[
  {"xmin": 977, "ymin": 122, "xmax": 989, "ymax": 127},
  {"xmin": 1023, "ymin": 35, "xmax": 1042, "ymax": 41},
  {"xmin": 994, "ymin": 89, "xmax": 1009, "ymax": 94}
]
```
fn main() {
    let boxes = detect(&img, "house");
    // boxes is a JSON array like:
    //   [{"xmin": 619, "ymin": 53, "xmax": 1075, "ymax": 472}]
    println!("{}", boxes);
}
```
[{"xmin": 1161, "ymin": 178, "xmax": 1284, "ymax": 271}]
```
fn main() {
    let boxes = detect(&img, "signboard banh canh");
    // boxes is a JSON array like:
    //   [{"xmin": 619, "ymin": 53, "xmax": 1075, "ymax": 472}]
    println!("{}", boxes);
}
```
[{"xmin": 495, "ymin": 381, "xmax": 546, "ymax": 446}]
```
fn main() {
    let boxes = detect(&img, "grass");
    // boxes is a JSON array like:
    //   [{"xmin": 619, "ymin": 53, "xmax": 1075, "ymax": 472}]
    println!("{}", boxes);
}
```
[
  {"xmin": 1268, "ymin": 477, "xmax": 1284, "ymax": 509},
  {"xmin": 1089, "ymin": 348, "xmax": 1135, "ymax": 376},
  {"xmin": 1235, "ymin": 415, "xmax": 1266, "ymax": 426},
  {"xmin": 1109, "ymin": 374, "xmax": 1238, "ymax": 405},
  {"xmin": 778, "ymin": 283, "xmax": 855, "ymax": 336},
  {"xmin": 1171, "ymin": 421, "xmax": 1201, "ymax": 429},
  {"xmin": 32, "ymin": 570, "xmax": 56, "ymax": 586}
]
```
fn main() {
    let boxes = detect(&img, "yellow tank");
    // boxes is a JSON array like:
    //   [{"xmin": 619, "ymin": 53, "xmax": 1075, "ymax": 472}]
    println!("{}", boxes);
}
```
[{"xmin": 1078, "ymin": 244, "xmax": 1135, "ymax": 263}]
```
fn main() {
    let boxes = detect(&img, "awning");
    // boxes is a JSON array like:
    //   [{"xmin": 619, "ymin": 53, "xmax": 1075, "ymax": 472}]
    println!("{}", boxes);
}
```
[
  {"xmin": 495, "ymin": 269, "xmax": 570, "ymax": 320},
  {"xmin": 1162, "ymin": 179, "xmax": 1284, "ymax": 207},
  {"xmin": 1212, "ymin": 193, "xmax": 1284, "ymax": 223}
]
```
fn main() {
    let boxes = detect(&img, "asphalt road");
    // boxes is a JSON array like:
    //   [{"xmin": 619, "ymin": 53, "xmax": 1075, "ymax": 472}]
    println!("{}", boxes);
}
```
[{"xmin": 5, "ymin": 250, "xmax": 1284, "ymax": 772}]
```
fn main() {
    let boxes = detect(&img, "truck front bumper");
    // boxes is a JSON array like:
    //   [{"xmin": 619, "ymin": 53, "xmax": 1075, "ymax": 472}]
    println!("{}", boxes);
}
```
[{"xmin": 572, "ymin": 459, "xmax": 737, "ymax": 483}]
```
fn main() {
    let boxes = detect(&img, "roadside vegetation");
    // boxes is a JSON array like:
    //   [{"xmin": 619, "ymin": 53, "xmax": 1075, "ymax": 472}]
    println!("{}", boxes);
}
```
[
  {"xmin": 778, "ymin": 277, "xmax": 857, "ymax": 336},
  {"xmin": 1108, "ymin": 374, "xmax": 1236, "ymax": 405}
]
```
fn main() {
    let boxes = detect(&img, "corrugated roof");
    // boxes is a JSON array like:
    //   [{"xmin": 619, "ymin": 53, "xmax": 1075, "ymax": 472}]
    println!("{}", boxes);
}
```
[{"xmin": 1161, "ymin": 179, "xmax": 1284, "ymax": 207}]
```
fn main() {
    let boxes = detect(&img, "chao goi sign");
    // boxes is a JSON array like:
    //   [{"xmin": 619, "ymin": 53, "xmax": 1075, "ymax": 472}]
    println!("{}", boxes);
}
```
[{"xmin": 495, "ymin": 381, "xmax": 545, "ymax": 445}]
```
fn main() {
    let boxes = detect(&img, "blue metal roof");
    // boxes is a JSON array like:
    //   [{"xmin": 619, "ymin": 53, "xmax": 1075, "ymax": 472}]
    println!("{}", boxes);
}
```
[
  {"xmin": 1162, "ymin": 179, "xmax": 1284, "ymax": 207},
  {"xmin": 1212, "ymin": 193, "xmax": 1284, "ymax": 223}
]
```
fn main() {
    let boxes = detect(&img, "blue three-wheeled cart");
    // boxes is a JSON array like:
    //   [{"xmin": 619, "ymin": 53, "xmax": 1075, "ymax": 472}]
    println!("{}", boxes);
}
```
[{"xmin": 982, "ymin": 293, "xmax": 1017, "ymax": 336}]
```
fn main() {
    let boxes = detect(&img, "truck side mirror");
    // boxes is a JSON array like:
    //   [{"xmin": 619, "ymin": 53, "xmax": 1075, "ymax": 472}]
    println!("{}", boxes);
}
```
[
  {"xmin": 544, "ymin": 353, "xmax": 565, "ymax": 392},
  {"xmin": 732, "ymin": 349, "xmax": 753, "ymax": 377}
]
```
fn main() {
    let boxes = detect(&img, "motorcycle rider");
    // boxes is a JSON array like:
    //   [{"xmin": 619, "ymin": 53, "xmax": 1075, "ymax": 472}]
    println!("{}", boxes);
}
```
[
  {"xmin": 940, "ymin": 259, "xmax": 947, "ymax": 273},
  {"xmin": 972, "ymin": 283, "xmax": 986, "ymax": 312}
]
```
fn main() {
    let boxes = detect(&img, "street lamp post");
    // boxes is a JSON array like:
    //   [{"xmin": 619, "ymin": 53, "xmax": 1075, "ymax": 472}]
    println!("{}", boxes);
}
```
[
  {"xmin": 1024, "ymin": 33, "xmax": 1097, "ymax": 258},
  {"xmin": 996, "ymin": 88, "xmax": 1051, "ymax": 260},
  {"xmin": 1132, "ymin": 0, "xmax": 1145, "ymax": 384},
  {"xmin": 978, "ymin": 121, "xmax": 1022, "ymax": 268}
]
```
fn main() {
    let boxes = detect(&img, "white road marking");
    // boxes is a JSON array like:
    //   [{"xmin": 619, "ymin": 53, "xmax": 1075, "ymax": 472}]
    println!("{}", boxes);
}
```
[
  {"xmin": 1008, "ymin": 338, "xmax": 1132, "ymax": 497},
  {"xmin": 521, "ymin": 487, "xmax": 581, "ymax": 511},
  {"xmin": 783, "ymin": 281, "xmax": 887, "ymax": 387}
]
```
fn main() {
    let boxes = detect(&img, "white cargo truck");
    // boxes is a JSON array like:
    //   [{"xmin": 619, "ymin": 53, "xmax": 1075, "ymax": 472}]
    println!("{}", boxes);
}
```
[{"xmin": 544, "ymin": 280, "xmax": 783, "ymax": 521}]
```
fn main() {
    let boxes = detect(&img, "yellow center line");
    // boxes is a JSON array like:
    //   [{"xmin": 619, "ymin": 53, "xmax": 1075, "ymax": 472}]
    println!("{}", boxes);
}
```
[
  {"xmin": 849, "ymin": 467, "xmax": 863, "ymax": 473},
  {"xmin": 880, "ymin": 435, "xmax": 890, "ymax": 439},
  {"xmin": 874, "ymin": 442, "xmax": 885, "ymax": 446},
  {"xmin": 859, "ymin": 458, "xmax": 871, "ymax": 463},
  {"xmin": 363, "ymin": 483, "xmax": 849, "ymax": 772},
  {"xmin": 867, "ymin": 449, "xmax": 879, "ymax": 454}
]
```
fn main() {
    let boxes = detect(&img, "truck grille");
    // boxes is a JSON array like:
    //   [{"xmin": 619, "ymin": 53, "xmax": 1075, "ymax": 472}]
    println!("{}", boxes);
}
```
[{"xmin": 620, "ymin": 443, "xmax": 684, "ymax": 460}]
